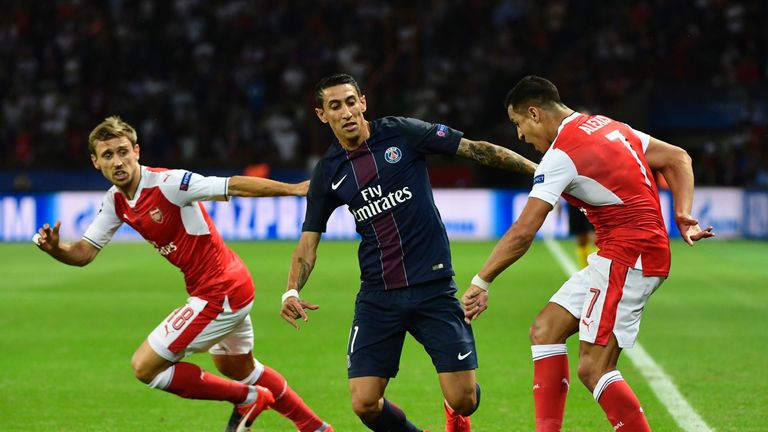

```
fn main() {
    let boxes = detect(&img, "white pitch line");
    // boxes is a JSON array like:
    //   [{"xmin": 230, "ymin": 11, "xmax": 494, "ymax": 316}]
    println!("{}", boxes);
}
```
[{"xmin": 543, "ymin": 237, "xmax": 714, "ymax": 432}]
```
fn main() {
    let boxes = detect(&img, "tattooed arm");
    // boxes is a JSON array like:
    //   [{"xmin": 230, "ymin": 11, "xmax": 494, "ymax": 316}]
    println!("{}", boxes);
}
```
[
  {"xmin": 280, "ymin": 231, "xmax": 322, "ymax": 329},
  {"xmin": 456, "ymin": 138, "xmax": 538, "ymax": 175}
]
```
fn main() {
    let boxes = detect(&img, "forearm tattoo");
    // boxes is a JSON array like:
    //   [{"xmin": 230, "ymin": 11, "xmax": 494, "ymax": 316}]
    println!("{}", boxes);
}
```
[
  {"xmin": 295, "ymin": 257, "xmax": 312, "ymax": 290},
  {"xmin": 458, "ymin": 140, "xmax": 538, "ymax": 174}
]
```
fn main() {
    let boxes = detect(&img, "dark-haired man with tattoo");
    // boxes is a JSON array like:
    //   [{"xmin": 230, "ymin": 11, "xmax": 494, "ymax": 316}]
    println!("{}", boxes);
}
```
[{"xmin": 279, "ymin": 74, "xmax": 537, "ymax": 432}]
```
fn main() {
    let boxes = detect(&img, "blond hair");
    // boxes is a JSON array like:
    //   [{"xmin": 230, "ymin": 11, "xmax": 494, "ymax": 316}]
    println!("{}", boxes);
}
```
[{"xmin": 88, "ymin": 116, "xmax": 138, "ymax": 154}]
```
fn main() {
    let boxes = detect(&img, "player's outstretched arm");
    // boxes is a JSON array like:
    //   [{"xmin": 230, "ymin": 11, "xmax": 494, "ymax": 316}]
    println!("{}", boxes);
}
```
[
  {"xmin": 33, "ymin": 221, "xmax": 100, "ymax": 266},
  {"xmin": 456, "ymin": 138, "xmax": 538, "ymax": 175},
  {"xmin": 644, "ymin": 137, "xmax": 714, "ymax": 245},
  {"xmin": 280, "ymin": 231, "xmax": 321, "ymax": 330},
  {"xmin": 462, "ymin": 198, "xmax": 550, "ymax": 323},
  {"xmin": 228, "ymin": 176, "xmax": 309, "ymax": 198}
]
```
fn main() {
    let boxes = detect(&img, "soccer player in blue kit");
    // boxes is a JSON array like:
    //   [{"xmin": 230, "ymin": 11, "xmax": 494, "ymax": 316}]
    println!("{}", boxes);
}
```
[{"xmin": 279, "ymin": 74, "xmax": 538, "ymax": 432}]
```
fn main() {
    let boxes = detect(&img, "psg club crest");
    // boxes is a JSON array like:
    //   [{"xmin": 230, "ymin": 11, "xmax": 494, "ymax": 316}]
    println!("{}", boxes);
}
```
[
  {"xmin": 384, "ymin": 146, "xmax": 402, "ymax": 164},
  {"xmin": 149, "ymin": 207, "xmax": 164, "ymax": 224},
  {"xmin": 436, "ymin": 124, "xmax": 449, "ymax": 137}
]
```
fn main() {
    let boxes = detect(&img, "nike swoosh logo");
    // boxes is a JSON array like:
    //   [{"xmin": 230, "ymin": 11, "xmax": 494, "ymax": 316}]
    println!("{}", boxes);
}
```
[
  {"xmin": 458, "ymin": 351, "xmax": 472, "ymax": 360},
  {"xmin": 236, "ymin": 403, "xmax": 257, "ymax": 432},
  {"xmin": 331, "ymin": 174, "xmax": 348, "ymax": 190}
]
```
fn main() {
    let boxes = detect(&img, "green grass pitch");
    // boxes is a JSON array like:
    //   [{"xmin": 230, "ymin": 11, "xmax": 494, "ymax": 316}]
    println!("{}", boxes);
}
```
[{"xmin": 0, "ymin": 239, "xmax": 766, "ymax": 431}]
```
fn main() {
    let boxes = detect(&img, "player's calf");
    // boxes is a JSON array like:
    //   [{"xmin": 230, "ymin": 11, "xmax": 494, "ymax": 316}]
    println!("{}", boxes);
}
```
[{"xmin": 359, "ymin": 399, "xmax": 423, "ymax": 432}]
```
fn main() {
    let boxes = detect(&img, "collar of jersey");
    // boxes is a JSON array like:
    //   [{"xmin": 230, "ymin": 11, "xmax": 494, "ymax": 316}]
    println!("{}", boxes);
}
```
[
  {"xmin": 551, "ymin": 111, "xmax": 581, "ymax": 149},
  {"xmin": 124, "ymin": 165, "xmax": 147, "ymax": 205}
]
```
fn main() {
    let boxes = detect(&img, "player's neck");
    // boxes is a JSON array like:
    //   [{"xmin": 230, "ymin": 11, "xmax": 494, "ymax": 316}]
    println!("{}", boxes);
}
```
[
  {"xmin": 546, "ymin": 106, "xmax": 576, "ymax": 143},
  {"xmin": 552, "ymin": 106, "xmax": 576, "ymax": 127}
]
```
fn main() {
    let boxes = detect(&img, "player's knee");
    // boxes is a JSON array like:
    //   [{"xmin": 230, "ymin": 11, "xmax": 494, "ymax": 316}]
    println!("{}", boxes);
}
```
[
  {"xmin": 131, "ymin": 361, "xmax": 157, "ymax": 384},
  {"xmin": 576, "ymin": 360, "xmax": 602, "ymax": 390},
  {"xmin": 131, "ymin": 354, "xmax": 161, "ymax": 384},
  {"xmin": 351, "ymin": 396, "xmax": 381, "ymax": 420},
  {"xmin": 215, "ymin": 359, "xmax": 254, "ymax": 381},
  {"xmin": 446, "ymin": 392, "xmax": 477, "ymax": 416},
  {"xmin": 530, "ymin": 319, "xmax": 556, "ymax": 344},
  {"xmin": 212, "ymin": 352, "xmax": 257, "ymax": 381},
  {"xmin": 444, "ymin": 381, "xmax": 480, "ymax": 416}
]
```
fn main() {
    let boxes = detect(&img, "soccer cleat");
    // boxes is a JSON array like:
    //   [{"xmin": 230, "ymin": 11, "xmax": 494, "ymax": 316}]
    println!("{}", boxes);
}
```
[
  {"xmin": 223, "ymin": 406, "xmax": 243, "ymax": 432},
  {"xmin": 234, "ymin": 385, "xmax": 275, "ymax": 432},
  {"xmin": 444, "ymin": 400, "xmax": 471, "ymax": 432}
]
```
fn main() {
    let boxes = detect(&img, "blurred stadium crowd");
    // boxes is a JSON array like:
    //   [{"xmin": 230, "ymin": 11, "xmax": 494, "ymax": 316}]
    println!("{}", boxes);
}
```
[{"xmin": 1, "ymin": 0, "xmax": 766, "ymax": 189}]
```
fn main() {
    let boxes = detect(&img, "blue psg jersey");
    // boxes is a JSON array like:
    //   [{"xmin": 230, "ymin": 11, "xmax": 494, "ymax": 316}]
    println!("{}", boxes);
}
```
[{"xmin": 303, "ymin": 116, "xmax": 463, "ymax": 291}]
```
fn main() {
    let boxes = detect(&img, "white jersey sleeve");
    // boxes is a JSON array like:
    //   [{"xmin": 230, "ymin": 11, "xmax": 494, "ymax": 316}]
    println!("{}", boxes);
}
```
[
  {"xmin": 159, "ymin": 170, "xmax": 229, "ymax": 207},
  {"xmin": 528, "ymin": 148, "xmax": 578, "ymax": 206},
  {"xmin": 82, "ymin": 190, "xmax": 123, "ymax": 249},
  {"xmin": 629, "ymin": 127, "xmax": 651, "ymax": 153}
]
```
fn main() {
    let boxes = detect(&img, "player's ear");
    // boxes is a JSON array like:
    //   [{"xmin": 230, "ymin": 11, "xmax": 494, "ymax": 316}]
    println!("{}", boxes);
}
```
[
  {"xmin": 134, "ymin": 143, "xmax": 140, "ymax": 160},
  {"xmin": 528, "ymin": 106, "xmax": 536, "ymax": 121},
  {"xmin": 360, "ymin": 95, "xmax": 367, "ymax": 113},
  {"xmin": 90, "ymin": 153, "xmax": 99, "ymax": 169},
  {"xmin": 315, "ymin": 107, "xmax": 328, "ymax": 123}
]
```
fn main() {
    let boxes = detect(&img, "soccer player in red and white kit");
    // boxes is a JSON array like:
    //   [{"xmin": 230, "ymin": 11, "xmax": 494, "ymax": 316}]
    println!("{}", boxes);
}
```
[
  {"xmin": 33, "ymin": 116, "xmax": 333, "ymax": 432},
  {"xmin": 461, "ymin": 76, "xmax": 714, "ymax": 431}
]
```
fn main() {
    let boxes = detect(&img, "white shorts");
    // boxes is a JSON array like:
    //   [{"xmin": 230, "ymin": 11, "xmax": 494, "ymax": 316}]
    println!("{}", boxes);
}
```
[
  {"xmin": 550, "ymin": 253, "xmax": 664, "ymax": 348},
  {"xmin": 147, "ymin": 297, "xmax": 255, "ymax": 362}
]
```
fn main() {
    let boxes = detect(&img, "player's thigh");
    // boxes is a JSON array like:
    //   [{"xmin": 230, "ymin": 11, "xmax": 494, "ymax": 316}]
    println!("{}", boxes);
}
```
[
  {"xmin": 408, "ymin": 279, "xmax": 478, "ymax": 373},
  {"xmin": 210, "ymin": 315, "xmax": 258, "ymax": 380},
  {"xmin": 548, "ymin": 263, "xmax": 592, "ymax": 321},
  {"xmin": 347, "ymin": 290, "xmax": 407, "ymax": 379},
  {"xmin": 147, "ymin": 297, "xmax": 252, "ymax": 362},
  {"xmin": 530, "ymin": 302, "xmax": 579, "ymax": 344},
  {"xmin": 209, "ymin": 313, "xmax": 255, "ymax": 356},
  {"xmin": 578, "ymin": 255, "xmax": 663, "ymax": 348}
]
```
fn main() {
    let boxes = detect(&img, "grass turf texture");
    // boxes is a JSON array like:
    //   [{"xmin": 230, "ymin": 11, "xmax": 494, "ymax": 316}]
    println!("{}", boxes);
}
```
[{"xmin": 0, "ymin": 240, "xmax": 766, "ymax": 431}]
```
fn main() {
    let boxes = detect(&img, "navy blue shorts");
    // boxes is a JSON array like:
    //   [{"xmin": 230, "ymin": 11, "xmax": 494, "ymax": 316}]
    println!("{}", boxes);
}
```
[{"xmin": 346, "ymin": 277, "xmax": 478, "ymax": 378}]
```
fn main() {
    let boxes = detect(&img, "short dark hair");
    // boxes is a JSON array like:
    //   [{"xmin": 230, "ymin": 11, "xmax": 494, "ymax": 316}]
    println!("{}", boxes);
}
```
[
  {"xmin": 315, "ymin": 73, "xmax": 362, "ymax": 108},
  {"xmin": 504, "ymin": 75, "xmax": 562, "ymax": 113}
]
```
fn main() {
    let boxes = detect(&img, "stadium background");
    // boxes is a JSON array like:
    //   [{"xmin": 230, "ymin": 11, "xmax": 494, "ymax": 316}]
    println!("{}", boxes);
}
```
[{"xmin": 1, "ymin": 1, "xmax": 767, "ymax": 431}]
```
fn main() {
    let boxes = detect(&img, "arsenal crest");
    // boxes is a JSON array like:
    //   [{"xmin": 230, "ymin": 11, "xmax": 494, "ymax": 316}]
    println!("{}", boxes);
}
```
[{"xmin": 149, "ymin": 207, "xmax": 164, "ymax": 224}]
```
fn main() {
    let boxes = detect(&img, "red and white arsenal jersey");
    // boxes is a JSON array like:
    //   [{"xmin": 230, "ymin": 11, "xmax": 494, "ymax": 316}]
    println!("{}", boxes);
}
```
[
  {"xmin": 83, "ymin": 166, "xmax": 254, "ymax": 309},
  {"xmin": 530, "ymin": 113, "xmax": 671, "ymax": 276}
]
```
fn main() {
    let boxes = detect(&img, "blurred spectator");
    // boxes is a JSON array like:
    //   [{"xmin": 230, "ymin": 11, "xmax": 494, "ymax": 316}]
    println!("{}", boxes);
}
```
[{"xmin": 0, "ymin": 0, "xmax": 765, "ymax": 187}]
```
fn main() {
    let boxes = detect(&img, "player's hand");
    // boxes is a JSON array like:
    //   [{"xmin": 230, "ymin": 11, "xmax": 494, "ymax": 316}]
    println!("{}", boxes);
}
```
[
  {"xmin": 33, "ymin": 221, "xmax": 62, "ymax": 252},
  {"xmin": 461, "ymin": 284, "xmax": 489, "ymax": 324},
  {"xmin": 280, "ymin": 297, "xmax": 319, "ymax": 330},
  {"xmin": 294, "ymin": 180, "xmax": 310, "ymax": 197},
  {"xmin": 675, "ymin": 213, "xmax": 715, "ymax": 246}
]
